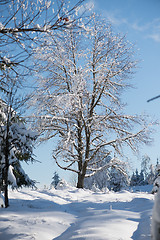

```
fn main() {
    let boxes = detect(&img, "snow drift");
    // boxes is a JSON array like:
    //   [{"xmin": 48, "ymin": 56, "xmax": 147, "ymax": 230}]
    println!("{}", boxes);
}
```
[{"xmin": 0, "ymin": 185, "xmax": 154, "ymax": 240}]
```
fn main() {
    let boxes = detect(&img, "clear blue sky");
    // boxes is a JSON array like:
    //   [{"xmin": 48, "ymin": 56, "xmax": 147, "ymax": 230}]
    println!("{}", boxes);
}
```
[{"xmin": 23, "ymin": 0, "xmax": 160, "ymax": 187}]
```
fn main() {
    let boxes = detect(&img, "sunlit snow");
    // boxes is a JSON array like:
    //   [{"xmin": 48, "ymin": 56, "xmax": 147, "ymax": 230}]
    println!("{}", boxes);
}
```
[{"xmin": 0, "ymin": 185, "xmax": 155, "ymax": 240}]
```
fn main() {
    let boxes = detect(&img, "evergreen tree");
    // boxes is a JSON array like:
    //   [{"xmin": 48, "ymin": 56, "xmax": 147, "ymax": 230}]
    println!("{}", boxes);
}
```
[
  {"xmin": 12, "ymin": 161, "xmax": 36, "ymax": 188},
  {"xmin": 139, "ymin": 170, "xmax": 145, "ymax": 185},
  {"xmin": 0, "ymin": 101, "xmax": 37, "ymax": 207},
  {"xmin": 130, "ymin": 172, "xmax": 136, "ymax": 186},
  {"xmin": 130, "ymin": 169, "xmax": 144, "ymax": 186},
  {"xmin": 0, "ymin": 76, "xmax": 37, "ymax": 207},
  {"xmin": 51, "ymin": 172, "xmax": 60, "ymax": 188},
  {"xmin": 109, "ymin": 167, "xmax": 129, "ymax": 192}
]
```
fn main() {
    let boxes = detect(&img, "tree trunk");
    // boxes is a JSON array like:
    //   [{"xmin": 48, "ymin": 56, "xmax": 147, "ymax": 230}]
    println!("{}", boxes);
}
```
[
  {"xmin": 4, "ymin": 148, "xmax": 9, "ymax": 208},
  {"xmin": 77, "ymin": 173, "xmax": 85, "ymax": 188},
  {"xmin": 4, "ymin": 173, "xmax": 9, "ymax": 208},
  {"xmin": 4, "ymin": 120, "xmax": 10, "ymax": 208}
]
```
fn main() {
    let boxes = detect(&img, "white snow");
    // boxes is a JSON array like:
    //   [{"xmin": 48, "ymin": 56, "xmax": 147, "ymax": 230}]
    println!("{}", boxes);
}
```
[
  {"xmin": 8, "ymin": 165, "xmax": 17, "ymax": 188},
  {"xmin": 0, "ymin": 185, "xmax": 154, "ymax": 240}
]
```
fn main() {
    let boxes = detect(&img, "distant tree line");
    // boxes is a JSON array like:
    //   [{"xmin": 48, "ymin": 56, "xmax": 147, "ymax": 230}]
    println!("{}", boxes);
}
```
[
  {"xmin": 51, "ymin": 154, "xmax": 158, "ymax": 192},
  {"xmin": 130, "ymin": 155, "xmax": 157, "ymax": 187}
]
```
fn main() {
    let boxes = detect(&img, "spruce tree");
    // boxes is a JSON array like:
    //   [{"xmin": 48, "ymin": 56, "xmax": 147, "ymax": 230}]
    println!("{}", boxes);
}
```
[{"xmin": 51, "ymin": 172, "xmax": 60, "ymax": 188}]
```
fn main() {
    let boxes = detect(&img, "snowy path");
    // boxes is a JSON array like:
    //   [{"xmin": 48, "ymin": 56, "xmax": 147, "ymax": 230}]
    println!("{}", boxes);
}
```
[
  {"xmin": 55, "ymin": 197, "xmax": 153, "ymax": 239},
  {"xmin": 0, "ymin": 187, "xmax": 154, "ymax": 240}
]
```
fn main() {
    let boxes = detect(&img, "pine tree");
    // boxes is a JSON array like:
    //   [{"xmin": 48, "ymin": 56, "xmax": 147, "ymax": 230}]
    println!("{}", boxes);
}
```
[
  {"xmin": 130, "ymin": 169, "xmax": 144, "ymax": 186},
  {"xmin": 139, "ymin": 170, "xmax": 145, "ymax": 185},
  {"xmin": 0, "ymin": 77, "xmax": 37, "ymax": 207},
  {"xmin": 51, "ymin": 172, "xmax": 60, "ymax": 188},
  {"xmin": 130, "ymin": 172, "xmax": 136, "ymax": 186}
]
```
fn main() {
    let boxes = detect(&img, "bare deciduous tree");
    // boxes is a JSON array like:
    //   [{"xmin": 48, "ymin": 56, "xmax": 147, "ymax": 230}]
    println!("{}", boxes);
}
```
[{"xmin": 31, "ymin": 16, "xmax": 153, "ymax": 188}]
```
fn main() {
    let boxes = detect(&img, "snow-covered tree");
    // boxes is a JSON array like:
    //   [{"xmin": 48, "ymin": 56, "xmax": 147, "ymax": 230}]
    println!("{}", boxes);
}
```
[
  {"xmin": 0, "ymin": 78, "xmax": 37, "ymax": 208},
  {"xmin": 109, "ymin": 166, "xmax": 129, "ymax": 192},
  {"xmin": 146, "ymin": 164, "xmax": 155, "ymax": 185},
  {"xmin": 84, "ymin": 148, "xmax": 128, "ymax": 191},
  {"xmin": 84, "ymin": 147, "xmax": 111, "ymax": 190},
  {"xmin": 84, "ymin": 161, "xmax": 110, "ymax": 190},
  {"xmin": 139, "ymin": 170, "xmax": 145, "ymax": 185},
  {"xmin": 141, "ymin": 154, "xmax": 151, "ymax": 181},
  {"xmin": 130, "ymin": 172, "xmax": 136, "ymax": 186},
  {"xmin": 151, "ymin": 164, "xmax": 160, "ymax": 194},
  {"xmin": 84, "ymin": 164, "xmax": 110, "ymax": 190},
  {"xmin": 31, "ymin": 15, "xmax": 153, "ymax": 188},
  {"xmin": 130, "ymin": 169, "xmax": 145, "ymax": 186},
  {"xmin": 0, "ymin": 0, "xmax": 85, "ymax": 76},
  {"xmin": 51, "ymin": 171, "xmax": 61, "ymax": 188}
]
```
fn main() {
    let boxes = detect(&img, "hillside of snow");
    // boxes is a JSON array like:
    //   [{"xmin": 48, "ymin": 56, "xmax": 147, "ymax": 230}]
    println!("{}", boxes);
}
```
[{"xmin": 0, "ymin": 185, "xmax": 155, "ymax": 240}]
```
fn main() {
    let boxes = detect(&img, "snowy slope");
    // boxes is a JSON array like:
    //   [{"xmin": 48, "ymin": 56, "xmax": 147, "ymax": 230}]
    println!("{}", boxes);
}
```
[{"xmin": 0, "ymin": 185, "xmax": 154, "ymax": 240}]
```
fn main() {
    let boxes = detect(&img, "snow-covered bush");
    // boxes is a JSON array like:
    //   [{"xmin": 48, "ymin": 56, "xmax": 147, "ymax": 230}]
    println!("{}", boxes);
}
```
[
  {"xmin": 91, "ymin": 183, "xmax": 101, "ymax": 192},
  {"xmin": 56, "ymin": 179, "xmax": 69, "ymax": 190}
]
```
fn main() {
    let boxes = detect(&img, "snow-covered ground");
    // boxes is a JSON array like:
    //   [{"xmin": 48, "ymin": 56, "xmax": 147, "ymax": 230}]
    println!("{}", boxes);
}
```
[{"xmin": 0, "ymin": 185, "xmax": 155, "ymax": 240}]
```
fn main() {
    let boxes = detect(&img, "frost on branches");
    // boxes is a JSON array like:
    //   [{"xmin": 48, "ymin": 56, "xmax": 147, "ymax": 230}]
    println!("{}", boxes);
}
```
[
  {"xmin": 0, "ymin": 99, "xmax": 37, "ymax": 207},
  {"xmin": 0, "ymin": 0, "xmax": 85, "ymax": 83},
  {"xmin": 84, "ymin": 148, "xmax": 129, "ymax": 191},
  {"xmin": 32, "ymin": 16, "xmax": 153, "ymax": 188}
]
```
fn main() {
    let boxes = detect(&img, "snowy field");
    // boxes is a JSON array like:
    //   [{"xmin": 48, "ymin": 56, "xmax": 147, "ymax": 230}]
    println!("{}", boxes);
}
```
[{"xmin": 0, "ymin": 185, "xmax": 155, "ymax": 240}]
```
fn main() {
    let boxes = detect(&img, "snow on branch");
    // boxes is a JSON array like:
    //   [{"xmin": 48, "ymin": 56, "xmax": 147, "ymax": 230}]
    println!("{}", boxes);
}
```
[
  {"xmin": 85, "ymin": 157, "xmax": 127, "ymax": 178},
  {"xmin": 8, "ymin": 165, "xmax": 17, "ymax": 188},
  {"xmin": 30, "ymin": 14, "xmax": 154, "ymax": 188}
]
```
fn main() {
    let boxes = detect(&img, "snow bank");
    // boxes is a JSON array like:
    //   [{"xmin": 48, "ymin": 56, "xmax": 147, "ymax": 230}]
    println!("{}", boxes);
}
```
[{"xmin": 0, "ymin": 186, "xmax": 154, "ymax": 240}]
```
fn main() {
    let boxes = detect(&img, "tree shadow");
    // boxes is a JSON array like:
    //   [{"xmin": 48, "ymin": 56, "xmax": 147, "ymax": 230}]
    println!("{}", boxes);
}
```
[
  {"xmin": 0, "ymin": 227, "xmax": 31, "ymax": 240},
  {"xmin": 53, "ymin": 197, "xmax": 154, "ymax": 240},
  {"xmin": 131, "ymin": 199, "xmax": 153, "ymax": 240},
  {"xmin": 0, "ymin": 190, "xmax": 154, "ymax": 240}
]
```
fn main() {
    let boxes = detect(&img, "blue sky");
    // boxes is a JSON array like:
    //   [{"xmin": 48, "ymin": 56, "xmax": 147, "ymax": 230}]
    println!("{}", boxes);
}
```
[{"xmin": 23, "ymin": 0, "xmax": 160, "ymax": 187}]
